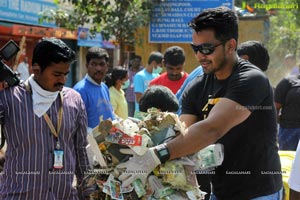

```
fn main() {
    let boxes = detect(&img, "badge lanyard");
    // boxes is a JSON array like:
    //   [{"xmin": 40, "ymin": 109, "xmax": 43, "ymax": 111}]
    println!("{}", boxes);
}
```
[
  {"xmin": 43, "ymin": 93, "xmax": 64, "ymax": 169},
  {"xmin": 24, "ymin": 80, "xmax": 65, "ymax": 169}
]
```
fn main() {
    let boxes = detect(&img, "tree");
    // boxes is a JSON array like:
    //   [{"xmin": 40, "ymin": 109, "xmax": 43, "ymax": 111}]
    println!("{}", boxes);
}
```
[
  {"xmin": 235, "ymin": 0, "xmax": 300, "ymax": 85},
  {"xmin": 264, "ymin": 0, "xmax": 300, "ymax": 86},
  {"xmin": 40, "ymin": 0, "xmax": 157, "ymax": 65}
]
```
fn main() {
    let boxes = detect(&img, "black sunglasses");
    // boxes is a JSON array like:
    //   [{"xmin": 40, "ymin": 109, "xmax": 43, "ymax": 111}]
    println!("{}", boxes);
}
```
[{"xmin": 190, "ymin": 42, "xmax": 223, "ymax": 55}]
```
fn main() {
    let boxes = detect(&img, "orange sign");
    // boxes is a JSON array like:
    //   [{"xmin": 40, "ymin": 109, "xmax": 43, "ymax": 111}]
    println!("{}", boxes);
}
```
[{"xmin": 12, "ymin": 25, "xmax": 77, "ymax": 40}]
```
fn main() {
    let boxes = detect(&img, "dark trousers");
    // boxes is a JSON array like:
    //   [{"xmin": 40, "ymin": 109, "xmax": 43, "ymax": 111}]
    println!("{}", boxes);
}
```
[{"xmin": 127, "ymin": 101, "xmax": 135, "ymax": 117}]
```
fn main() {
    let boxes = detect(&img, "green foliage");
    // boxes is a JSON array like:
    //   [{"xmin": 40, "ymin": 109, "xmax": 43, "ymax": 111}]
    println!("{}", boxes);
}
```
[
  {"xmin": 262, "ymin": 0, "xmax": 300, "ymax": 86},
  {"xmin": 267, "ymin": 3, "xmax": 300, "ymax": 67},
  {"xmin": 38, "ymin": 0, "xmax": 159, "ymax": 64},
  {"xmin": 39, "ymin": 0, "xmax": 155, "ymax": 45},
  {"xmin": 235, "ymin": 0, "xmax": 300, "ymax": 85}
]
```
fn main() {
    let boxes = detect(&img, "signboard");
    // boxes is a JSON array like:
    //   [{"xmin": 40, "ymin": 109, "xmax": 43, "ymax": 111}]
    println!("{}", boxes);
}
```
[
  {"xmin": 0, "ymin": 0, "xmax": 57, "ymax": 27},
  {"xmin": 77, "ymin": 27, "xmax": 104, "ymax": 47},
  {"xmin": 12, "ymin": 25, "xmax": 77, "ymax": 40},
  {"xmin": 77, "ymin": 27, "xmax": 116, "ymax": 48},
  {"xmin": 149, "ymin": 0, "xmax": 233, "ymax": 43}
]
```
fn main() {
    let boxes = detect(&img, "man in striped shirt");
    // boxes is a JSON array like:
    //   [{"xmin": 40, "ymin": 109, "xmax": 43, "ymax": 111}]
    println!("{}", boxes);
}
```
[{"xmin": 0, "ymin": 38, "xmax": 90, "ymax": 199}]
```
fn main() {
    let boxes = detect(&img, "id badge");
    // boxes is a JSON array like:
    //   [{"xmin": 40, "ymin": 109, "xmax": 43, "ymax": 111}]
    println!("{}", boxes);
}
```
[{"xmin": 53, "ymin": 149, "xmax": 64, "ymax": 169}]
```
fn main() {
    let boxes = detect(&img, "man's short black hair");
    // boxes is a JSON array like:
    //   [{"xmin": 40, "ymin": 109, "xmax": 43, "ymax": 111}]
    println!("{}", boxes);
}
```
[
  {"xmin": 237, "ymin": 40, "xmax": 270, "ymax": 71},
  {"xmin": 189, "ymin": 6, "xmax": 239, "ymax": 44},
  {"xmin": 32, "ymin": 37, "xmax": 75, "ymax": 72},
  {"xmin": 163, "ymin": 46, "xmax": 185, "ymax": 66},
  {"xmin": 139, "ymin": 85, "xmax": 179, "ymax": 112},
  {"xmin": 148, "ymin": 51, "xmax": 163, "ymax": 65},
  {"xmin": 86, "ymin": 47, "xmax": 109, "ymax": 64}
]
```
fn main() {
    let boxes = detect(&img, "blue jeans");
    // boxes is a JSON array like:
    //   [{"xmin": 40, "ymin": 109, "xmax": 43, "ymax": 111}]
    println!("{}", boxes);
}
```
[
  {"xmin": 209, "ymin": 188, "xmax": 283, "ymax": 200},
  {"xmin": 278, "ymin": 127, "xmax": 300, "ymax": 150}
]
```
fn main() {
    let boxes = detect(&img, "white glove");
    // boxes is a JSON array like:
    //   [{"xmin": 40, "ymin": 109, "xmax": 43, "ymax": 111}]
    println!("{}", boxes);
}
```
[{"xmin": 116, "ymin": 148, "xmax": 161, "ymax": 187}]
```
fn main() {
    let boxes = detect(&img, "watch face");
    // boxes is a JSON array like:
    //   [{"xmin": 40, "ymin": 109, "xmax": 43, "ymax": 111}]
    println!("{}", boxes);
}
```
[
  {"xmin": 160, "ymin": 149, "xmax": 169, "ymax": 157},
  {"xmin": 156, "ymin": 144, "xmax": 170, "ymax": 163}
]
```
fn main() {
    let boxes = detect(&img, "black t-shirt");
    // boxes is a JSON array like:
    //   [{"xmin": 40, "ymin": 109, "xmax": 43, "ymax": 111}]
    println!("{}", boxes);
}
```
[
  {"xmin": 181, "ymin": 59, "xmax": 282, "ymax": 200},
  {"xmin": 274, "ymin": 75, "xmax": 300, "ymax": 128}
]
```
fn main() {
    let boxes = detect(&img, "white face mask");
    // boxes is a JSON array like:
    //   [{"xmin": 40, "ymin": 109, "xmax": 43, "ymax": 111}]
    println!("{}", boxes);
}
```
[
  {"xmin": 121, "ymin": 79, "xmax": 130, "ymax": 89},
  {"xmin": 153, "ymin": 66, "xmax": 163, "ymax": 74}
]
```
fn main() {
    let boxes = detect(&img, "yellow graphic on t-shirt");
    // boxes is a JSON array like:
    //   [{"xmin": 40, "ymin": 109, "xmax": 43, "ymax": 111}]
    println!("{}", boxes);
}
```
[{"xmin": 202, "ymin": 97, "xmax": 222, "ymax": 119}]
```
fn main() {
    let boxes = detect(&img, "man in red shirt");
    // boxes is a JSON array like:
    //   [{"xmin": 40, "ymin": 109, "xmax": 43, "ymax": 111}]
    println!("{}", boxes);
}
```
[{"xmin": 149, "ymin": 46, "xmax": 188, "ymax": 94}]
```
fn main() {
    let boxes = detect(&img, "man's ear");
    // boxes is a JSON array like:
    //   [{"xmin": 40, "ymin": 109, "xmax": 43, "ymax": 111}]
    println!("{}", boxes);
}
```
[
  {"xmin": 227, "ymin": 39, "xmax": 237, "ymax": 54},
  {"xmin": 32, "ymin": 63, "xmax": 41, "ymax": 75}
]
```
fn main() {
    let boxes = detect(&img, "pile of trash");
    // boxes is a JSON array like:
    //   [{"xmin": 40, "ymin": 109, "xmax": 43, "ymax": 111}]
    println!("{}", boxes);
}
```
[{"xmin": 79, "ymin": 108, "xmax": 224, "ymax": 200}]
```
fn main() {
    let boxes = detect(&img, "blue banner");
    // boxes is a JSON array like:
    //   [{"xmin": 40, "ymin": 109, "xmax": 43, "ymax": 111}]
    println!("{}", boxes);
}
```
[
  {"xmin": 77, "ymin": 27, "xmax": 116, "ymax": 49},
  {"xmin": 77, "ymin": 27, "xmax": 103, "ymax": 47},
  {"xmin": 0, "ymin": 0, "xmax": 57, "ymax": 27},
  {"xmin": 149, "ymin": 0, "xmax": 233, "ymax": 43}
]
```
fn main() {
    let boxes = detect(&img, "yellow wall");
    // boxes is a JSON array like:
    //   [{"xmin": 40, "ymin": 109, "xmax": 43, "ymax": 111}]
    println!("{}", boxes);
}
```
[
  {"xmin": 238, "ymin": 16, "xmax": 269, "ymax": 44},
  {"xmin": 134, "ymin": 16, "xmax": 269, "ymax": 74}
]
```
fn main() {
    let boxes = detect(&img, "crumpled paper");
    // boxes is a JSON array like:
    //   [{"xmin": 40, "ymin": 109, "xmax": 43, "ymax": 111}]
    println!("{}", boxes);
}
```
[{"xmin": 81, "ymin": 108, "xmax": 211, "ymax": 200}]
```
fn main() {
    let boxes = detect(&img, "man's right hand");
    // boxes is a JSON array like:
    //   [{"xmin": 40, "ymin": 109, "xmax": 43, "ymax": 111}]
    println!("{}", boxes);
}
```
[{"xmin": 116, "ymin": 147, "xmax": 161, "ymax": 187}]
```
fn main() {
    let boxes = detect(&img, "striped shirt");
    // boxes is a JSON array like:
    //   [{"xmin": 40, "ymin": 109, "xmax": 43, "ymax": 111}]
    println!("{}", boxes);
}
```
[
  {"xmin": 0, "ymin": 83, "xmax": 90, "ymax": 199},
  {"xmin": 125, "ymin": 69, "xmax": 137, "ymax": 103}
]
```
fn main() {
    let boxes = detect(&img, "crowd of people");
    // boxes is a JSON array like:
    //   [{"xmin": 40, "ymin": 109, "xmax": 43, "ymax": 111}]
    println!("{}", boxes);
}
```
[{"xmin": 0, "ymin": 6, "xmax": 300, "ymax": 200}]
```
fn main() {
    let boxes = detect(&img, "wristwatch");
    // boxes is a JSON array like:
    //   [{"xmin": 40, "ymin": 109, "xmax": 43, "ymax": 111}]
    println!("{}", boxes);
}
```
[{"xmin": 155, "ymin": 143, "xmax": 170, "ymax": 164}]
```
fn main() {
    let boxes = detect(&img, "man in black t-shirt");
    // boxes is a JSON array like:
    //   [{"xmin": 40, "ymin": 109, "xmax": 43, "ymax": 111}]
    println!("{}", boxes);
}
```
[
  {"xmin": 117, "ymin": 7, "xmax": 282, "ymax": 200},
  {"xmin": 181, "ymin": 59, "xmax": 282, "ymax": 199},
  {"xmin": 275, "ymin": 75, "xmax": 300, "ymax": 150}
]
